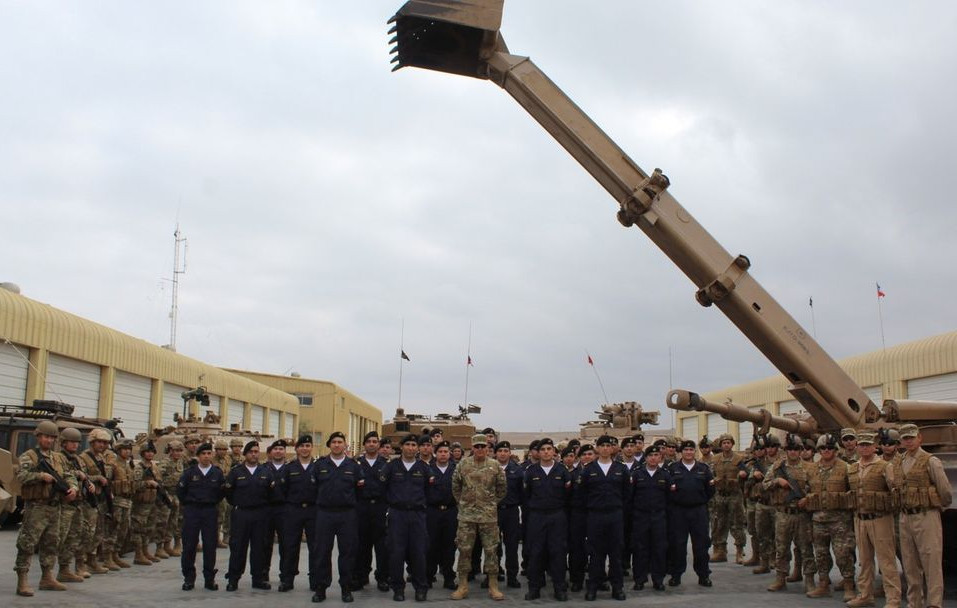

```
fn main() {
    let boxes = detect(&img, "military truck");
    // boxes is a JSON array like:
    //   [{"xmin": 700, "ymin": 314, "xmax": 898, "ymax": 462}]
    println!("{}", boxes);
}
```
[{"xmin": 0, "ymin": 399, "xmax": 124, "ymax": 526}]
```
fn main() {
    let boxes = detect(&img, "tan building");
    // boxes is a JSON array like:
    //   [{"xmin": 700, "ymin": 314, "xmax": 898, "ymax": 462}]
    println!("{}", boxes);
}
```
[
  {"xmin": 676, "ymin": 330, "xmax": 957, "ymax": 445},
  {"xmin": 225, "ymin": 370, "xmax": 382, "ymax": 455}
]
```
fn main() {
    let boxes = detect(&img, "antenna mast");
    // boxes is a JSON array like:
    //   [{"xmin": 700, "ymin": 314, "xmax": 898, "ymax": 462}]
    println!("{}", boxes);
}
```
[{"xmin": 168, "ymin": 224, "xmax": 187, "ymax": 351}]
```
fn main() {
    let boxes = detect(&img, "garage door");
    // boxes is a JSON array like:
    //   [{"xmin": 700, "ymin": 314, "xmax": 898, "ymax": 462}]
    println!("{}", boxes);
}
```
[
  {"xmin": 680, "ymin": 416, "xmax": 698, "ymax": 442},
  {"xmin": 205, "ymin": 394, "xmax": 221, "ymax": 424},
  {"xmin": 162, "ymin": 383, "xmax": 190, "ymax": 425},
  {"xmin": 249, "ymin": 405, "xmax": 265, "ymax": 433},
  {"xmin": 907, "ymin": 373, "xmax": 957, "ymax": 401},
  {"xmin": 707, "ymin": 413, "xmax": 727, "ymax": 440},
  {"xmin": 0, "ymin": 341, "xmax": 29, "ymax": 405},
  {"xmin": 113, "ymin": 371, "xmax": 152, "ymax": 437},
  {"xmin": 45, "ymin": 354, "xmax": 100, "ymax": 417},
  {"xmin": 268, "ymin": 410, "xmax": 280, "ymax": 435},
  {"xmin": 863, "ymin": 385, "xmax": 882, "ymax": 406},
  {"xmin": 228, "ymin": 399, "xmax": 245, "ymax": 430},
  {"xmin": 284, "ymin": 414, "xmax": 296, "ymax": 438},
  {"xmin": 778, "ymin": 399, "xmax": 804, "ymax": 417}
]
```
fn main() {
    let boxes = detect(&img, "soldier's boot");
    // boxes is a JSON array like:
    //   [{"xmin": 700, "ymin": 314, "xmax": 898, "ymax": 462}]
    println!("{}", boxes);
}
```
[
  {"xmin": 75, "ymin": 556, "xmax": 91, "ymax": 578},
  {"xmin": 842, "ymin": 578, "xmax": 856, "ymax": 602},
  {"xmin": 786, "ymin": 562, "xmax": 802, "ymax": 583},
  {"xmin": 102, "ymin": 551, "xmax": 121, "ymax": 571},
  {"xmin": 154, "ymin": 542, "xmax": 170, "ymax": 559},
  {"xmin": 133, "ymin": 545, "xmax": 153, "ymax": 566},
  {"xmin": 735, "ymin": 545, "xmax": 746, "ymax": 564},
  {"xmin": 845, "ymin": 595, "xmax": 875, "ymax": 607},
  {"xmin": 87, "ymin": 553, "xmax": 109, "ymax": 574},
  {"xmin": 742, "ymin": 550, "xmax": 760, "ymax": 567},
  {"xmin": 450, "ymin": 578, "xmax": 469, "ymax": 600},
  {"xmin": 804, "ymin": 574, "xmax": 816, "ymax": 594},
  {"xmin": 163, "ymin": 540, "xmax": 176, "ymax": 557},
  {"xmin": 56, "ymin": 562, "xmax": 84, "ymax": 583},
  {"xmin": 487, "ymin": 577, "xmax": 504, "ymax": 601},
  {"xmin": 752, "ymin": 557, "xmax": 771, "ymax": 575},
  {"xmin": 767, "ymin": 573, "xmax": 787, "ymax": 592},
  {"xmin": 710, "ymin": 545, "xmax": 727, "ymax": 563},
  {"xmin": 807, "ymin": 577, "xmax": 831, "ymax": 598},
  {"xmin": 144, "ymin": 543, "xmax": 160, "ymax": 563},
  {"xmin": 112, "ymin": 551, "xmax": 131, "ymax": 568},
  {"xmin": 170, "ymin": 538, "xmax": 183, "ymax": 557},
  {"xmin": 16, "ymin": 571, "xmax": 34, "ymax": 597},
  {"xmin": 38, "ymin": 567, "xmax": 68, "ymax": 591}
]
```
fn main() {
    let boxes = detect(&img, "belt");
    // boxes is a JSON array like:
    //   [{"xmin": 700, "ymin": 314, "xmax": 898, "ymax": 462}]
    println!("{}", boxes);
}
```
[
  {"xmin": 856, "ymin": 512, "xmax": 887, "ymax": 520},
  {"xmin": 901, "ymin": 507, "xmax": 928, "ymax": 515},
  {"xmin": 428, "ymin": 504, "xmax": 455, "ymax": 511},
  {"xmin": 287, "ymin": 502, "xmax": 315, "ymax": 509},
  {"xmin": 391, "ymin": 505, "xmax": 425, "ymax": 511},
  {"xmin": 185, "ymin": 502, "xmax": 217, "ymax": 508},
  {"xmin": 530, "ymin": 507, "xmax": 563, "ymax": 514},
  {"xmin": 360, "ymin": 498, "xmax": 381, "ymax": 504},
  {"xmin": 234, "ymin": 504, "xmax": 266, "ymax": 511},
  {"xmin": 318, "ymin": 505, "xmax": 353, "ymax": 512}
]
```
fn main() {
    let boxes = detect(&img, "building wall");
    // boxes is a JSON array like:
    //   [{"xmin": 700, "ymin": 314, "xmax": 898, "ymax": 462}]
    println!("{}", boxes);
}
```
[
  {"xmin": 0, "ymin": 288, "xmax": 299, "ymax": 438},
  {"xmin": 224, "ymin": 369, "xmax": 382, "ymax": 455},
  {"xmin": 676, "ymin": 330, "xmax": 957, "ymax": 443}
]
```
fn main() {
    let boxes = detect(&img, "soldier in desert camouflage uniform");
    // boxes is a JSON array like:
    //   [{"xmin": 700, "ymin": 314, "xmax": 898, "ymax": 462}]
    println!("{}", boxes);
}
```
[
  {"xmin": 78, "ymin": 427, "xmax": 115, "ymax": 575},
  {"xmin": 56, "ymin": 427, "xmax": 91, "ymax": 583},
  {"xmin": 131, "ymin": 441, "xmax": 162, "ymax": 565},
  {"xmin": 450, "ymin": 433, "xmax": 507, "ymax": 601},
  {"xmin": 750, "ymin": 435, "xmax": 778, "ymax": 574},
  {"xmin": 804, "ymin": 433, "xmax": 856, "ymax": 601},
  {"xmin": 14, "ymin": 420, "xmax": 79, "ymax": 596},
  {"xmin": 764, "ymin": 434, "xmax": 815, "ymax": 593},
  {"xmin": 156, "ymin": 440, "xmax": 186, "ymax": 557},
  {"xmin": 708, "ymin": 433, "xmax": 747, "ymax": 564},
  {"xmin": 741, "ymin": 437, "xmax": 766, "ymax": 566},
  {"xmin": 109, "ymin": 438, "xmax": 136, "ymax": 568}
]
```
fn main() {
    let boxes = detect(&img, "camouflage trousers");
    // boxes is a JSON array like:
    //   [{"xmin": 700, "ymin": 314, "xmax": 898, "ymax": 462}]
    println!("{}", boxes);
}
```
[
  {"xmin": 58, "ymin": 504, "xmax": 83, "ymax": 565},
  {"xmin": 745, "ymin": 499, "xmax": 757, "ymax": 544},
  {"xmin": 754, "ymin": 503, "xmax": 776, "ymax": 562},
  {"xmin": 77, "ymin": 502, "xmax": 100, "ymax": 556},
  {"xmin": 111, "ymin": 503, "xmax": 132, "ymax": 553},
  {"xmin": 95, "ymin": 501, "xmax": 115, "ymax": 554},
  {"xmin": 149, "ymin": 501, "xmax": 170, "ymax": 543},
  {"xmin": 811, "ymin": 511, "xmax": 855, "ymax": 580},
  {"xmin": 131, "ymin": 502, "xmax": 156, "ymax": 546},
  {"xmin": 15, "ymin": 503, "xmax": 60, "ymax": 572},
  {"xmin": 711, "ymin": 492, "xmax": 746, "ymax": 550},
  {"xmin": 218, "ymin": 498, "xmax": 230, "ymax": 541},
  {"xmin": 156, "ymin": 495, "xmax": 181, "ymax": 543},
  {"xmin": 456, "ymin": 521, "xmax": 500, "ymax": 577},
  {"xmin": 774, "ymin": 509, "xmax": 815, "ymax": 576}
]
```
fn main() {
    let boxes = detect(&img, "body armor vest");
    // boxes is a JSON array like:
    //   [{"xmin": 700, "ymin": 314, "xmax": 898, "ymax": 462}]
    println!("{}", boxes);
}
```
[
  {"xmin": 806, "ymin": 459, "xmax": 850, "ymax": 511},
  {"xmin": 20, "ymin": 449, "xmax": 67, "ymax": 501},
  {"xmin": 713, "ymin": 452, "xmax": 744, "ymax": 493},
  {"xmin": 767, "ymin": 459, "xmax": 811, "ymax": 507},
  {"xmin": 894, "ymin": 450, "xmax": 942, "ymax": 509},
  {"xmin": 134, "ymin": 461, "xmax": 160, "ymax": 504},
  {"xmin": 847, "ymin": 458, "xmax": 895, "ymax": 513},
  {"xmin": 113, "ymin": 457, "xmax": 134, "ymax": 497}
]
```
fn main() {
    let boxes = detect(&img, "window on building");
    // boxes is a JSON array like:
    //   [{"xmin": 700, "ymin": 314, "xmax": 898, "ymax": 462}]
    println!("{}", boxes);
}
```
[
  {"xmin": 294, "ymin": 393, "xmax": 313, "ymax": 407},
  {"xmin": 396, "ymin": 421, "xmax": 410, "ymax": 432}
]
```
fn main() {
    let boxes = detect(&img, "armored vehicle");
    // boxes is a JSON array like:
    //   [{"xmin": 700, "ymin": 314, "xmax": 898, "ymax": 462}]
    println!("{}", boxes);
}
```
[
  {"xmin": 133, "ymin": 409, "xmax": 284, "ymax": 460},
  {"xmin": 577, "ymin": 401, "xmax": 660, "ymax": 441},
  {"xmin": 382, "ymin": 404, "xmax": 481, "ymax": 448}
]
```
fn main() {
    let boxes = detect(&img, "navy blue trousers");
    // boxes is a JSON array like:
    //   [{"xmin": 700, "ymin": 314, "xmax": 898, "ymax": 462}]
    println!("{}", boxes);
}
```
[
  {"xmin": 426, "ymin": 505, "xmax": 457, "ymax": 581},
  {"xmin": 567, "ymin": 508, "xmax": 588, "ymax": 585},
  {"xmin": 388, "ymin": 509, "xmax": 427, "ymax": 592},
  {"xmin": 261, "ymin": 503, "xmax": 285, "ymax": 581},
  {"xmin": 313, "ymin": 508, "xmax": 357, "ymax": 590},
  {"xmin": 355, "ymin": 500, "xmax": 388, "ymax": 585},
  {"xmin": 227, "ymin": 506, "xmax": 267, "ymax": 583},
  {"xmin": 280, "ymin": 503, "xmax": 316, "ymax": 587},
  {"xmin": 181, "ymin": 504, "xmax": 218, "ymax": 583},
  {"xmin": 670, "ymin": 504, "xmax": 711, "ymax": 578},
  {"xmin": 527, "ymin": 509, "xmax": 568, "ymax": 592},
  {"xmin": 497, "ymin": 505, "xmax": 521, "ymax": 579},
  {"xmin": 587, "ymin": 509, "xmax": 624, "ymax": 591},
  {"xmin": 632, "ymin": 509, "xmax": 667, "ymax": 584}
]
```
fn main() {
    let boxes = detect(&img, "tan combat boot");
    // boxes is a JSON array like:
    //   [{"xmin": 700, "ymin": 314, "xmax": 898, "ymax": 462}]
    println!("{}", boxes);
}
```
[
  {"xmin": 75, "ymin": 556, "xmax": 91, "ymax": 578},
  {"xmin": 487, "ymin": 577, "xmax": 504, "ymax": 601},
  {"xmin": 767, "ymin": 572, "xmax": 787, "ymax": 592},
  {"xmin": 102, "ymin": 550, "xmax": 121, "ymax": 571},
  {"xmin": 752, "ymin": 557, "xmax": 771, "ymax": 574},
  {"xmin": 710, "ymin": 545, "xmax": 727, "ymax": 563},
  {"xmin": 38, "ymin": 567, "xmax": 67, "ymax": 591},
  {"xmin": 786, "ymin": 561, "xmax": 802, "ymax": 582},
  {"xmin": 804, "ymin": 574, "xmax": 816, "ymax": 594},
  {"xmin": 133, "ymin": 545, "xmax": 153, "ymax": 566},
  {"xmin": 170, "ymin": 538, "xmax": 183, "ymax": 557},
  {"xmin": 144, "ymin": 543, "xmax": 160, "ymax": 563},
  {"xmin": 16, "ymin": 571, "xmax": 34, "ymax": 597},
  {"xmin": 742, "ymin": 549, "xmax": 760, "ymax": 567},
  {"xmin": 807, "ymin": 577, "xmax": 831, "ymax": 598},
  {"xmin": 845, "ymin": 595, "xmax": 875, "ymax": 607},
  {"xmin": 87, "ymin": 553, "xmax": 108, "ymax": 574},
  {"xmin": 56, "ymin": 562, "xmax": 84, "ymax": 583},
  {"xmin": 162, "ymin": 540, "xmax": 175, "ymax": 558},
  {"xmin": 735, "ymin": 545, "xmax": 745, "ymax": 564},
  {"xmin": 842, "ymin": 578, "xmax": 856, "ymax": 602},
  {"xmin": 113, "ymin": 551, "xmax": 131, "ymax": 568},
  {"xmin": 154, "ymin": 542, "xmax": 170, "ymax": 559},
  {"xmin": 450, "ymin": 577, "xmax": 470, "ymax": 600}
]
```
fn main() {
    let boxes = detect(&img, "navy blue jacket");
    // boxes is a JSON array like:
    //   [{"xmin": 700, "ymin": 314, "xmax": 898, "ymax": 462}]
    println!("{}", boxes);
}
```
[
  {"xmin": 356, "ymin": 454, "xmax": 389, "ymax": 501},
  {"xmin": 667, "ymin": 460, "xmax": 715, "ymax": 507},
  {"xmin": 279, "ymin": 458, "xmax": 317, "ymax": 505},
  {"xmin": 499, "ymin": 461, "xmax": 524, "ymax": 507},
  {"xmin": 523, "ymin": 463, "xmax": 571, "ymax": 511},
  {"xmin": 630, "ymin": 465, "xmax": 671, "ymax": 513},
  {"xmin": 568, "ymin": 465, "xmax": 588, "ymax": 510},
  {"xmin": 265, "ymin": 462, "xmax": 286, "ymax": 504},
  {"xmin": 380, "ymin": 458, "xmax": 432, "ymax": 509},
  {"xmin": 426, "ymin": 461, "xmax": 456, "ymax": 507},
  {"xmin": 224, "ymin": 463, "xmax": 273, "ymax": 508},
  {"xmin": 579, "ymin": 460, "xmax": 630, "ymax": 511},
  {"xmin": 313, "ymin": 455, "xmax": 363, "ymax": 508},
  {"xmin": 177, "ymin": 463, "xmax": 226, "ymax": 506}
]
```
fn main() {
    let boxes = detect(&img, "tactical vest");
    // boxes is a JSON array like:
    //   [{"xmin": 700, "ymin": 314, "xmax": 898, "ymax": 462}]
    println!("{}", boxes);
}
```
[
  {"xmin": 20, "ymin": 449, "xmax": 66, "ymax": 501},
  {"xmin": 78, "ymin": 450, "xmax": 110, "ymax": 495},
  {"xmin": 847, "ymin": 458, "xmax": 896, "ymax": 514},
  {"xmin": 713, "ymin": 453, "xmax": 743, "ymax": 493},
  {"xmin": 113, "ymin": 457, "xmax": 134, "ymax": 497},
  {"xmin": 746, "ymin": 457, "xmax": 770, "ymax": 501},
  {"xmin": 767, "ymin": 459, "xmax": 810, "ymax": 507},
  {"xmin": 160, "ymin": 458, "xmax": 184, "ymax": 490},
  {"xmin": 806, "ymin": 459, "xmax": 850, "ymax": 511},
  {"xmin": 894, "ymin": 450, "xmax": 942, "ymax": 510},
  {"xmin": 134, "ymin": 461, "xmax": 160, "ymax": 504}
]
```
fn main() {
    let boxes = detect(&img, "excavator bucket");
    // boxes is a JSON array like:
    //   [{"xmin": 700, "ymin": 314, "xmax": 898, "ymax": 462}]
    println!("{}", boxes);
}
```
[{"xmin": 388, "ymin": 0, "xmax": 505, "ymax": 78}]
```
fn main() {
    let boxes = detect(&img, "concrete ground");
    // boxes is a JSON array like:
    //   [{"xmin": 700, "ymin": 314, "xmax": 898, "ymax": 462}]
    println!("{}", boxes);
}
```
[{"xmin": 0, "ymin": 528, "xmax": 953, "ymax": 607}]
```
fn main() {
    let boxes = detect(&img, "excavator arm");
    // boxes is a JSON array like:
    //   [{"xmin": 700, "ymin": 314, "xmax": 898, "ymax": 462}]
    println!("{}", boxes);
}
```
[{"xmin": 389, "ymin": 0, "xmax": 877, "ymax": 432}]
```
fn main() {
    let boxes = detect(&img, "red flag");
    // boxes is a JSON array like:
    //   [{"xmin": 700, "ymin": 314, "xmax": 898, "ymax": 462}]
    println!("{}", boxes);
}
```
[
  {"xmin": 876, "ymin": 283, "xmax": 886, "ymax": 298},
  {"xmin": 587, "ymin": 354, "xmax": 594, "ymax": 366},
  {"xmin": 467, "ymin": 355, "xmax": 473, "ymax": 366}
]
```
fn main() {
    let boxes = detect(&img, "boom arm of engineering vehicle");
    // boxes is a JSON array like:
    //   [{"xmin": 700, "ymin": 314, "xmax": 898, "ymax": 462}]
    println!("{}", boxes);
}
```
[{"xmin": 388, "ymin": 0, "xmax": 878, "ymax": 433}]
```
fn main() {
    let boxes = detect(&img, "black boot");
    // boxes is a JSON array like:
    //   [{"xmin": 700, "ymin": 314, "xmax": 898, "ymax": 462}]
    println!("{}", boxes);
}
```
[
  {"xmin": 311, "ymin": 588, "xmax": 326, "ymax": 602},
  {"xmin": 525, "ymin": 588, "xmax": 541, "ymax": 600}
]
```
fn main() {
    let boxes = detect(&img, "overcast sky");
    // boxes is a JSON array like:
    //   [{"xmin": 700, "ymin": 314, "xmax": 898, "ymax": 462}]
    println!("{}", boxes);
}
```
[{"xmin": 3, "ymin": 1, "xmax": 956, "ymax": 433}]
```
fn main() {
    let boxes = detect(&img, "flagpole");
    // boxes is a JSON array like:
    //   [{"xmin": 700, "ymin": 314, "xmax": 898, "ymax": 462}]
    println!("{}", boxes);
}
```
[
  {"xmin": 398, "ymin": 318, "xmax": 405, "ymax": 409},
  {"xmin": 463, "ymin": 322, "xmax": 472, "ymax": 409},
  {"xmin": 586, "ymin": 350, "xmax": 610, "ymax": 405},
  {"xmin": 809, "ymin": 296, "xmax": 817, "ymax": 339},
  {"xmin": 876, "ymin": 284, "xmax": 886, "ymax": 351}
]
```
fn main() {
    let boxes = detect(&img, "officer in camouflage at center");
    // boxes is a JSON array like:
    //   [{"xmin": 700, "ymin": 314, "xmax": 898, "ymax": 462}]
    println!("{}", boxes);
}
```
[{"xmin": 450, "ymin": 432, "xmax": 507, "ymax": 601}]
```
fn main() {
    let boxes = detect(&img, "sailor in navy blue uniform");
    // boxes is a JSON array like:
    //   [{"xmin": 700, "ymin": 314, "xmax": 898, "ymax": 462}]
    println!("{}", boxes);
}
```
[
  {"xmin": 567, "ymin": 443, "xmax": 593, "ymax": 592},
  {"xmin": 426, "ymin": 441, "xmax": 457, "ymax": 590},
  {"xmin": 262, "ymin": 439, "xmax": 287, "ymax": 586},
  {"xmin": 223, "ymin": 441, "xmax": 273, "ymax": 591},
  {"xmin": 277, "ymin": 434, "xmax": 317, "ymax": 592},
  {"xmin": 381, "ymin": 433, "xmax": 433, "ymax": 602},
  {"xmin": 519, "ymin": 439, "xmax": 540, "ymax": 577},
  {"xmin": 667, "ymin": 439, "xmax": 715, "ymax": 587},
  {"xmin": 177, "ymin": 442, "xmax": 226, "ymax": 591},
  {"xmin": 355, "ymin": 431, "xmax": 390, "ymax": 592},
  {"xmin": 495, "ymin": 440, "xmax": 524, "ymax": 589},
  {"xmin": 630, "ymin": 444, "xmax": 671, "ymax": 591},
  {"xmin": 523, "ymin": 437, "xmax": 572, "ymax": 601},
  {"xmin": 581, "ymin": 434, "xmax": 630, "ymax": 601},
  {"xmin": 311, "ymin": 431, "xmax": 364, "ymax": 603},
  {"xmin": 619, "ymin": 436, "xmax": 641, "ymax": 578}
]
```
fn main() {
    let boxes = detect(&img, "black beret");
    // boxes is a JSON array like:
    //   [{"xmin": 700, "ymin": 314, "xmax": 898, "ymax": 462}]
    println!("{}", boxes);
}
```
[
  {"xmin": 429, "ymin": 428, "xmax": 443, "ymax": 437},
  {"xmin": 567, "ymin": 438, "xmax": 581, "ymax": 448},
  {"xmin": 267, "ymin": 439, "xmax": 287, "ymax": 451},
  {"xmin": 596, "ymin": 435, "xmax": 614, "ymax": 446},
  {"xmin": 633, "ymin": 433, "xmax": 645, "ymax": 442},
  {"xmin": 481, "ymin": 427, "xmax": 496, "ymax": 435},
  {"xmin": 560, "ymin": 446, "xmax": 576, "ymax": 458},
  {"xmin": 326, "ymin": 431, "xmax": 345, "ymax": 447},
  {"xmin": 528, "ymin": 440, "xmax": 541, "ymax": 450},
  {"xmin": 400, "ymin": 434, "xmax": 418, "ymax": 446},
  {"xmin": 416, "ymin": 434, "xmax": 431, "ymax": 446},
  {"xmin": 538, "ymin": 437, "xmax": 555, "ymax": 449},
  {"xmin": 644, "ymin": 445, "xmax": 661, "ymax": 457},
  {"xmin": 577, "ymin": 444, "xmax": 594, "ymax": 456},
  {"xmin": 363, "ymin": 431, "xmax": 379, "ymax": 443},
  {"xmin": 379, "ymin": 437, "xmax": 392, "ymax": 447},
  {"xmin": 197, "ymin": 442, "xmax": 213, "ymax": 454},
  {"xmin": 679, "ymin": 439, "xmax": 696, "ymax": 450},
  {"xmin": 494, "ymin": 440, "xmax": 511, "ymax": 451},
  {"xmin": 296, "ymin": 435, "xmax": 313, "ymax": 447},
  {"xmin": 620, "ymin": 437, "xmax": 636, "ymax": 447},
  {"xmin": 243, "ymin": 440, "xmax": 258, "ymax": 455},
  {"xmin": 652, "ymin": 438, "xmax": 667, "ymax": 447},
  {"xmin": 142, "ymin": 440, "xmax": 157, "ymax": 454},
  {"xmin": 434, "ymin": 440, "xmax": 450, "ymax": 450}
]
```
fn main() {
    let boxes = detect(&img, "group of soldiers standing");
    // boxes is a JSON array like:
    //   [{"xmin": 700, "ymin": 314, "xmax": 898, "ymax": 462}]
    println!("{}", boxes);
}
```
[{"xmin": 13, "ymin": 419, "xmax": 953, "ymax": 608}]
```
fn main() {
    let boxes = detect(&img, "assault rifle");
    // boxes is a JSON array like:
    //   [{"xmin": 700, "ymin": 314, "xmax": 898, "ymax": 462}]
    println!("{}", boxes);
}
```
[
  {"xmin": 34, "ymin": 450, "xmax": 74, "ymax": 500},
  {"xmin": 778, "ymin": 461, "xmax": 805, "ymax": 504},
  {"xmin": 63, "ymin": 453, "xmax": 99, "ymax": 509},
  {"xmin": 142, "ymin": 463, "xmax": 173, "ymax": 508},
  {"xmin": 94, "ymin": 458, "xmax": 115, "ymax": 518}
]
